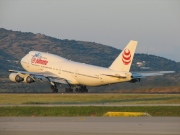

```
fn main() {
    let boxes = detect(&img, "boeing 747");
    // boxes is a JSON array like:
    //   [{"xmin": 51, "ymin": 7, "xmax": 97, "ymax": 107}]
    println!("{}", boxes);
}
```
[{"xmin": 9, "ymin": 40, "xmax": 174, "ymax": 93}]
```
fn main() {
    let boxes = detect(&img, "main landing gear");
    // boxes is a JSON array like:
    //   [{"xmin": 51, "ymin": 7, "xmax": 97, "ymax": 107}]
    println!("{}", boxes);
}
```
[
  {"xmin": 65, "ymin": 86, "xmax": 88, "ymax": 93},
  {"xmin": 65, "ymin": 88, "xmax": 73, "ymax": 93},
  {"xmin": 75, "ymin": 86, "xmax": 88, "ymax": 93},
  {"xmin": 50, "ymin": 83, "xmax": 58, "ymax": 93},
  {"xmin": 49, "ymin": 83, "xmax": 88, "ymax": 93}
]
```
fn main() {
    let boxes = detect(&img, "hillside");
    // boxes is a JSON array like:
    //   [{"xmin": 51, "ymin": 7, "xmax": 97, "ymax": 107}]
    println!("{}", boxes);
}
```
[{"xmin": 0, "ymin": 28, "xmax": 180, "ymax": 93}]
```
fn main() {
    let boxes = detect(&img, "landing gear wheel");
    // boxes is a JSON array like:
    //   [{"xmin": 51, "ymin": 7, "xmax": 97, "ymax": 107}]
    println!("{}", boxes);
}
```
[
  {"xmin": 51, "ymin": 85, "xmax": 58, "ymax": 93},
  {"xmin": 75, "ymin": 86, "xmax": 88, "ymax": 93},
  {"xmin": 54, "ymin": 88, "xmax": 58, "ymax": 93},
  {"xmin": 65, "ymin": 88, "xmax": 73, "ymax": 93}
]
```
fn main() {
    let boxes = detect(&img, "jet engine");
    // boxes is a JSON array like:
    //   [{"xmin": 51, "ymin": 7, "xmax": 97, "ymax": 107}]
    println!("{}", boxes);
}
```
[
  {"xmin": 9, "ymin": 73, "xmax": 35, "ymax": 83},
  {"xmin": 23, "ymin": 76, "xmax": 35, "ymax": 83},
  {"xmin": 9, "ymin": 73, "xmax": 24, "ymax": 83}
]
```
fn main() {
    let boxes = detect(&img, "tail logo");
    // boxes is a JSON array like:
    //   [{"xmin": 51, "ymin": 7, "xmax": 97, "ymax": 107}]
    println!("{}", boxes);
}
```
[{"xmin": 122, "ymin": 49, "xmax": 131, "ymax": 65}]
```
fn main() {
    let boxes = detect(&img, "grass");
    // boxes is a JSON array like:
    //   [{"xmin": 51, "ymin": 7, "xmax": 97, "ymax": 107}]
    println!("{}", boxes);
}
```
[
  {"xmin": 0, "ymin": 94, "xmax": 180, "ymax": 105},
  {"xmin": 0, "ymin": 94, "xmax": 179, "ymax": 117},
  {"xmin": 0, "ymin": 106, "xmax": 180, "ymax": 117}
]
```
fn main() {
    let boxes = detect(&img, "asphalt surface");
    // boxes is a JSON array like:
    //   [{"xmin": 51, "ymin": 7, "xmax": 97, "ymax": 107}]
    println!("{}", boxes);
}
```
[{"xmin": 0, "ymin": 117, "xmax": 180, "ymax": 135}]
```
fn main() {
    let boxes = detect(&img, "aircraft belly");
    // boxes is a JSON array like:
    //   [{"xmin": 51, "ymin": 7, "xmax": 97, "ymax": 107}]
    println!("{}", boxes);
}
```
[
  {"xmin": 75, "ymin": 75, "xmax": 100, "ymax": 86},
  {"xmin": 100, "ymin": 76, "xmax": 131, "ymax": 86},
  {"xmin": 75, "ymin": 74, "xmax": 131, "ymax": 86}
]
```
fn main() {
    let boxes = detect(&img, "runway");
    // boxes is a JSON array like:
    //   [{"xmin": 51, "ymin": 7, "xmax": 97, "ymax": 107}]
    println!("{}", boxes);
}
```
[{"xmin": 0, "ymin": 117, "xmax": 180, "ymax": 135}]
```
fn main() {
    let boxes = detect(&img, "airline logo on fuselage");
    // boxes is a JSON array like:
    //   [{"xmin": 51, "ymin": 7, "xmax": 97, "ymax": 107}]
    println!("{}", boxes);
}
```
[
  {"xmin": 31, "ymin": 53, "xmax": 48, "ymax": 65},
  {"xmin": 122, "ymin": 49, "xmax": 131, "ymax": 65}
]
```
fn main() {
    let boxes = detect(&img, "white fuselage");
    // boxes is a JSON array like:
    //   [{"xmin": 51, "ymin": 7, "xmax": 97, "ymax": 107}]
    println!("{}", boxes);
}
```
[{"xmin": 20, "ymin": 51, "xmax": 132, "ymax": 86}]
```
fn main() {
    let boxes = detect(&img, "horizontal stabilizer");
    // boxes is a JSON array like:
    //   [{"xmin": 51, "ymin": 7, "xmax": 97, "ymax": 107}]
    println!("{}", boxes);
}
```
[{"xmin": 132, "ymin": 71, "xmax": 175, "ymax": 78}]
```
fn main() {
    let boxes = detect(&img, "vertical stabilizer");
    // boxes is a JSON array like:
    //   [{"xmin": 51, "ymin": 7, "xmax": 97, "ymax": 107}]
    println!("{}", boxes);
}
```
[{"xmin": 109, "ymin": 40, "xmax": 138, "ymax": 72}]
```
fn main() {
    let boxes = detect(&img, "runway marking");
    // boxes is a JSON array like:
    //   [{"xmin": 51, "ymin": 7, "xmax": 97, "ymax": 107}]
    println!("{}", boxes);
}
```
[{"xmin": 103, "ymin": 112, "xmax": 150, "ymax": 117}]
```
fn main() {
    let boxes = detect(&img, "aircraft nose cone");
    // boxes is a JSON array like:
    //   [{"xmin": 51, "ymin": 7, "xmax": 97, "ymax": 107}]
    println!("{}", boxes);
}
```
[
  {"xmin": 20, "ymin": 57, "xmax": 25, "ymax": 64},
  {"xmin": 20, "ymin": 58, "xmax": 25, "ymax": 67},
  {"xmin": 20, "ymin": 55, "xmax": 28, "ymax": 68}
]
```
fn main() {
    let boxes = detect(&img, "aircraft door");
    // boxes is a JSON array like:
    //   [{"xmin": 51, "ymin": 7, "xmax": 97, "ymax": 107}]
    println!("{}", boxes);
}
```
[
  {"xmin": 75, "ymin": 70, "xmax": 78, "ymax": 77},
  {"xmin": 27, "ymin": 62, "xmax": 30, "ymax": 68},
  {"xmin": 99, "ymin": 75, "xmax": 104, "ymax": 83},
  {"xmin": 39, "ymin": 65, "xmax": 43, "ymax": 71},
  {"xmin": 59, "ymin": 68, "xmax": 61, "ymax": 75}
]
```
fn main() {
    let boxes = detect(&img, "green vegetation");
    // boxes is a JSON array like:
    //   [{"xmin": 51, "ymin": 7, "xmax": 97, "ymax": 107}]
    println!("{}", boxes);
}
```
[
  {"xmin": 0, "ymin": 94, "xmax": 179, "ymax": 105},
  {"xmin": 0, "ymin": 106, "xmax": 180, "ymax": 116},
  {"xmin": 0, "ymin": 94, "xmax": 179, "ymax": 117}
]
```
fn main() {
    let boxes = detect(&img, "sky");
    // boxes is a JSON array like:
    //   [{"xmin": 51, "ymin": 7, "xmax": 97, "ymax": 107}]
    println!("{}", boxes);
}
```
[{"xmin": 0, "ymin": 0, "xmax": 180, "ymax": 62}]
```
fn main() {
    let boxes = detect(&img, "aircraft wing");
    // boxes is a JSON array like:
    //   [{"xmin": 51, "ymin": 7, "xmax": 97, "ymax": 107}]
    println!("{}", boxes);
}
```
[
  {"xmin": 131, "ymin": 71, "xmax": 175, "ymax": 78},
  {"xmin": 9, "ymin": 70, "xmax": 69, "ymax": 84}
]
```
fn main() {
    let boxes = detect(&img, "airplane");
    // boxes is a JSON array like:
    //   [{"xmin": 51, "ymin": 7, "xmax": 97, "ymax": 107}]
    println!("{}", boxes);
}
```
[{"xmin": 9, "ymin": 40, "xmax": 174, "ymax": 93}]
